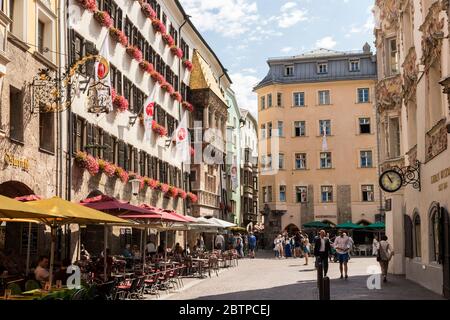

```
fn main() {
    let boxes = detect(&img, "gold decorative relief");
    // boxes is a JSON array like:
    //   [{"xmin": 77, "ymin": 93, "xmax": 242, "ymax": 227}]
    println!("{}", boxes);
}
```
[
  {"xmin": 376, "ymin": 0, "xmax": 400, "ymax": 30},
  {"xmin": 426, "ymin": 119, "xmax": 448, "ymax": 162},
  {"xmin": 376, "ymin": 75, "xmax": 403, "ymax": 112},
  {"xmin": 402, "ymin": 47, "xmax": 418, "ymax": 103}
]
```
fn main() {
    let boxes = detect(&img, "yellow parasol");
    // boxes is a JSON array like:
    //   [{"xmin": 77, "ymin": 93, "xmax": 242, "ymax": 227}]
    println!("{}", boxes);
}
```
[{"xmin": 0, "ymin": 195, "xmax": 63, "ymax": 220}]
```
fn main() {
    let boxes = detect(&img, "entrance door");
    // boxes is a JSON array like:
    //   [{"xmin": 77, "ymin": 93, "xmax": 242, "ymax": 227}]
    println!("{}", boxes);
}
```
[{"xmin": 441, "ymin": 207, "xmax": 450, "ymax": 299}]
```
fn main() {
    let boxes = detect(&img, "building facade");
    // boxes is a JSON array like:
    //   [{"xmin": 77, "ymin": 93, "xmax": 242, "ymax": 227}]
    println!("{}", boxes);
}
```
[
  {"xmin": 255, "ymin": 46, "xmax": 380, "ymax": 243},
  {"xmin": 0, "ymin": 0, "xmax": 62, "ymax": 262},
  {"xmin": 225, "ymin": 89, "xmax": 242, "ymax": 225},
  {"xmin": 239, "ymin": 109, "xmax": 259, "ymax": 228},
  {"xmin": 374, "ymin": 0, "xmax": 450, "ymax": 297}
]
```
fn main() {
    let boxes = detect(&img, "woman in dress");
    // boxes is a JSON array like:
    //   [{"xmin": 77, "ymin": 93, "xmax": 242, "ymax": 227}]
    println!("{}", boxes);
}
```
[{"xmin": 303, "ymin": 238, "xmax": 311, "ymax": 265}]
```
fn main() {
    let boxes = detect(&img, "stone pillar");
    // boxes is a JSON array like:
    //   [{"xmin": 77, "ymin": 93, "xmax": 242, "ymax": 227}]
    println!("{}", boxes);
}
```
[
  {"xmin": 204, "ymin": 107, "xmax": 209, "ymax": 127},
  {"xmin": 386, "ymin": 193, "xmax": 405, "ymax": 275},
  {"xmin": 337, "ymin": 185, "xmax": 352, "ymax": 224}
]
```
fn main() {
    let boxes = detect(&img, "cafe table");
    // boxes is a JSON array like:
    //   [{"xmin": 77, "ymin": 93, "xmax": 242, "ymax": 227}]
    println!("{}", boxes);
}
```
[{"xmin": 191, "ymin": 258, "xmax": 208, "ymax": 278}]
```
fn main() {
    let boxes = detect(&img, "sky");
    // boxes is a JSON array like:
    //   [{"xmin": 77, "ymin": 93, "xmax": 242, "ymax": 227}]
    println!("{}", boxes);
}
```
[{"xmin": 179, "ymin": 0, "xmax": 376, "ymax": 116}]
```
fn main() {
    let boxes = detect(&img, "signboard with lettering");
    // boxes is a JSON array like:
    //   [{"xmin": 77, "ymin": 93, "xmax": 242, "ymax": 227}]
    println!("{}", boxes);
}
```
[
  {"xmin": 431, "ymin": 166, "xmax": 450, "ymax": 192},
  {"xmin": 3, "ymin": 153, "xmax": 30, "ymax": 171}
]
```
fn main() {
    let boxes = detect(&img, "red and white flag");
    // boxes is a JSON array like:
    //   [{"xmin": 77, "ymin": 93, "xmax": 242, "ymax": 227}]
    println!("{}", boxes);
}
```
[
  {"xmin": 173, "ymin": 112, "xmax": 191, "ymax": 163},
  {"xmin": 144, "ymin": 84, "xmax": 159, "ymax": 142},
  {"xmin": 95, "ymin": 34, "xmax": 112, "ymax": 112}
]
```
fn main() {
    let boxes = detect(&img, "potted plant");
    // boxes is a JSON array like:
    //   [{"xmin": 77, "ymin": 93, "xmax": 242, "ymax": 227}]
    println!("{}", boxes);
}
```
[
  {"xmin": 141, "ymin": 2, "xmax": 157, "ymax": 19},
  {"xmin": 162, "ymin": 34, "xmax": 175, "ymax": 47},
  {"xmin": 139, "ymin": 60, "xmax": 154, "ymax": 73},
  {"xmin": 151, "ymin": 120, "xmax": 168, "ymax": 137},
  {"xmin": 151, "ymin": 19, "xmax": 166, "ymax": 33},
  {"xmin": 161, "ymin": 82, "xmax": 175, "ymax": 94},
  {"xmin": 93, "ymin": 10, "xmax": 113, "ymax": 28},
  {"xmin": 170, "ymin": 46, "xmax": 183, "ymax": 58},
  {"xmin": 126, "ymin": 46, "xmax": 143, "ymax": 62},
  {"xmin": 75, "ymin": 0, "xmax": 97, "ymax": 12},
  {"xmin": 183, "ymin": 59, "xmax": 194, "ymax": 71},
  {"xmin": 109, "ymin": 27, "xmax": 128, "ymax": 46},
  {"xmin": 171, "ymin": 92, "xmax": 182, "ymax": 102},
  {"xmin": 182, "ymin": 101, "xmax": 194, "ymax": 112}
]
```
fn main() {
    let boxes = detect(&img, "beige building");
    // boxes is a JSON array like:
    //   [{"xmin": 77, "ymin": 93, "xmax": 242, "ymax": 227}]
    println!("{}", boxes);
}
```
[
  {"xmin": 254, "ymin": 46, "xmax": 380, "ymax": 243},
  {"xmin": 375, "ymin": 0, "xmax": 450, "ymax": 298}
]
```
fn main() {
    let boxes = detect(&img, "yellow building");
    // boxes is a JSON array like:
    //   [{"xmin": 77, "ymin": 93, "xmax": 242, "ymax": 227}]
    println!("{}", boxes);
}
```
[{"xmin": 254, "ymin": 46, "xmax": 380, "ymax": 242}]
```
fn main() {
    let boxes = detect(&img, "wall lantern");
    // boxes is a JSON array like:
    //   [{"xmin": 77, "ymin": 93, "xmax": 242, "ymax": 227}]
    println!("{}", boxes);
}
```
[{"xmin": 130, "ymin": 179, "xmax": 141, "ymax": 196}]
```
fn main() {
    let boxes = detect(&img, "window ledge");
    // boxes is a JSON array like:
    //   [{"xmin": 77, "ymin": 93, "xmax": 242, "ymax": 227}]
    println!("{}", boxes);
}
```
[
  {"xmin": 319, "ymin": 167, "xmax": 335, "ymax": 170},
  {"xmin": 292, "ymin": 105, "xmax": 307, "ymax": 108},
  {"xmin": 33, "ymin": 51, "xmax": 57, "ymax": 71},
  {"xmin": 39, "ymin": 147, "xmax": 55, "ymax": 156},
  {"xmin": 356, "ymin": 101, "xmax": 372, "ymax": 104},
  {"xmin": 316, "ymin": 104, "xmax": 333, "ymax": 107},
  {"xmin": 293, "ymin": 135, "xmax": 308, "ymax": 138},
  {"xmin": 7, "ymin": 32, "xmax": 30, "ymax": 52},
  {"xmin": 9, "ymin": 137, "xmax": 25, "ymax": 146}
]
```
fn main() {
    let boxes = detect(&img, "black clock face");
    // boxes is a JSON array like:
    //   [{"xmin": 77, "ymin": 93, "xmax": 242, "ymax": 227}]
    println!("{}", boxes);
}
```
[{"xmin": 379, "ymin": 170, "xmax": 403, "ymax": 193}]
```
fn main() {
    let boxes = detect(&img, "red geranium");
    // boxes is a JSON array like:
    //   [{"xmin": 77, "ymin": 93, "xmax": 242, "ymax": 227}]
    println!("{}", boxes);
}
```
[
  {"xmin": 150, "ymin": 71, "xmax": 166, "ymax": 85},
  {"xmin": 187, "ymin": 192, "xmax": 198, "ymax": 203},
  {"xmin": 113, "ymin": 94, "xmax": 129, "ymax": 112},
  {"xmin": 109, "ymin": 27, "xmax": 128, "ymax": 46},
  {"xmin": 162, "ymin": 34, "xmax": 175, "ymax": 47},
  {"xmin": 126, "ymin": 46, "xmax": 143, "ymax": 62},
  {"xmin": 167, "ymin": 186, "xmax": 179, "ymax": 198},
  {"xmin": 170, "ymin": 46, "xmax": 183, "ymax": 58},
  {"xmin": 152, "ymin": 19, "xmax": 166, "ymax": 33},
  {"xmin": 98, "ymin": 159, "xmax": 116, "ymax": 177},
  {"xmin": 115, "ymin": 167, "xmax": 129, "ymax": 183},
  {"xmin": 75, "ymin": 0, "xmax": 97, "ymax": 12},
  {"xmin": 139, "ymin": 60, "xmax": 154, "ymax": 73},
  {"xmin": 183, "ymin": 59, "xmax": 194, "ymax": 72},
  {"xmin": 141, "ymin": 2, "xmax": 157, "ymax": 19},
  {"xmin": 171, "ymin": 92, "xmax": 182, "ymax": 102},
  {"xmin": 151, "ymin": 120, "xmax": 167, "ymax": 137},
  {"xmin": 160, "ymin": 183, "xmax": 170, "ymax": 194},
  {"xmin": 161, "ymin": 82, "xmax": 175, "ymax": 94},
  {"xmin": 182, "ymin": 101, "xmax": 194, "ymax": 112},
  {"xmin": 85, "ymin": 155, "xmax": 99, "ymax": 176},
  {"xmin": 148, "ymin": 179, "xmax": 159, "ymax": 189},
  {"xmin": 178, "ymin": 190, "xmax": 187, "ymax": 199},
  {"xmin": 93, "ymin": 10, "xmax": 113, "ymax": 28}
]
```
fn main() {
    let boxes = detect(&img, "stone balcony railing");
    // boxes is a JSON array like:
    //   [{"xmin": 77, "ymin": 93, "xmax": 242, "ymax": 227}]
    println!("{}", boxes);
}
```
[
  {"xmin": 195, "ymin": 190, "xmax": 220, "ymax": 208},
  {"xmin": 425, "ymin": 119, "xmax": 448, "ymax": 162}
]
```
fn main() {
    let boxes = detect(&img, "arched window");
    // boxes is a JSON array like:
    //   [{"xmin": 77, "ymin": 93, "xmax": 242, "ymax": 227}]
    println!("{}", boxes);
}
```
[
  {"xmin": 413, "ymin": 214, "xmax": 421, "ymax": 258},
  {"xmin": 430, "ymin": 205, "xmax": 441, "ymax": 263}
]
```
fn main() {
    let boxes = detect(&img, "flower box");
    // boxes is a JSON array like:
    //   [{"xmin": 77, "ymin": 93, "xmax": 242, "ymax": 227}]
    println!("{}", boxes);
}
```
[
  {"xmin": 93, "ymin": 10, "xmax": 113, "ymax": 28},
  {"xmin": 167, "ymin": 186, "xmax": 179, "ymax": 198},
  {"xmin": 126, "ymin": 46, "xmax": 143, "ymax": 62},
  {"xmin": 113, "ymin": 94, "xmax": 129, "ymax": 112},
  {"xmin": 182, "ymin": 101, "xmax": 194, "ymax": 112},
  {"xmin": 139, "ymin": 60, "xmax": 154, "ymax": 73},
  {"xmin": 162, "ymin": 34, "xmax": 175, "ymax": 47},
  {"xmin": 98, "ymin": 159, "xmax": 116, "ymax": 177},
  {"xmin": 187, "ymin": 192, "xmax": 198, "ymax": 203},
  {"xmin": 151, "ymin": 120, "xmax": 168, "ymax": 137},
  {"xmin": 114, "ymin": 167, "xmax": 129, "ymax": 183},
  {"xmin": 109, "ymin": 27, "xmax": 128, "ymax": 47},
  {"xmin": 171, "ymin": 92, "xmax": 182, "ymax": 102},
  {"xmin": 150, "ymin": 71, "xmax": 166, "ymax": 85},
  {"xmin": 141, "ymin": 2, "xmax": 157, "ymax": 19},
  {"xmin": 170, "ymin": 46, "xmax": 183, "ymax": 58},
  {"xmin": 178, "ymin": 190, "xmax": 187, "ymax": 199},
  {"xmin": 183, "ymin": 59, "xmax": 194, "ymax": 72},
  {"xmin": 148, "ymin": 179, "xmax": 159, "ymax": 189},
  {"xmin": 75, "ymin": 0, "xmax": 97, "ymax": 12},
  {"xmin": 161, "ymin": 82, "xmax": 175, "ymax": 94},
  {"xmin": 152, "ymin": 19, "xmax": 166, "ymax": 34},
  {"xmin": 75, "ymin": 151, "xmax": 99, "ymax": 176},
  {"xmin": 160, "ymin": 183, "xmax": 170, "ymax": 194}
]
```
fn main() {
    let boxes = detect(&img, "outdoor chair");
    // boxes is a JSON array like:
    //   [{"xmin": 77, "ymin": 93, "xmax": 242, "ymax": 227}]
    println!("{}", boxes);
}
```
[
  {"xmin": 157, "ymin": 271, "xmax": 171, "ymax": 293},
  {"xmin": 208, "ymin": 255, "xmax": 219, "ymax": 278},
  {"xmin": 144, "ymin": 273, "xmax": 160, "ymax": 298},
  {"xmin": 6, "ymin": 282, "xmax": 22, "ymax": 295},
  {"xmin": 25, "ymin": 280, "xmax": 41, "ymax": 291},
  {"xmin": 97, "ymin": 281, "xmax": 117, "ymax": 300},
  {"xmin": 128, "ymin": 276, "xmax": 146, "ymax": 300}
]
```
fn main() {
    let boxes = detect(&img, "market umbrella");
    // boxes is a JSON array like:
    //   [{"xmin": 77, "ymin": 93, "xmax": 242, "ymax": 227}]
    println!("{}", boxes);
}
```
[
  {"xmin": 80, "ymin": 195, "xmax": 152, "ymax": 214},
  {"xmin": 336, "ymin": 221, "xmax": 365, "ymax": 229},
  {"xmin": 0, "ymin": 195, "xmax": 62, "ymax": 220},
  {"xmin": 207, "ymin": 217, "xmax": 237, "ymax": 229},
  {"xmin": 26, "ymin": 197, "xmax": 131, "ymax": 284},
  {"xmin": 366, "ymin": 222, "xmax": 385, "ymax": 229},
  {"xmin": 302, "ymin": 221, "xmax": 330, "ymax": 229}
]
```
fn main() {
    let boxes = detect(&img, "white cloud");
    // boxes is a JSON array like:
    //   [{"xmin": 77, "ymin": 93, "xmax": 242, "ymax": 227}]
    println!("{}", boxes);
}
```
[
  {"xmin": 230, "ymin": 72, "xmax": 259, "ymax": 116},
  {"xmin": 281, "ymin": 46, "xmax": 294, "ymax": 53},
  {"xmin": 273, "ymin": 2, "xmax": 308, "ymax": 29},
  {"xmin": 315, "ymin": 36, "xmax": 337, "ymax": 49}
]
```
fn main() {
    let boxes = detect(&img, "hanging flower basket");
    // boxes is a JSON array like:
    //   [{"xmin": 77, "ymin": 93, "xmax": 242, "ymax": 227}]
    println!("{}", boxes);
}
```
[
  {"xmin": 187, "ymin": 192, "xmax": 198, "ymax": 203},
  {"xmin": 152, "ymin": 19, "xmax": 166, "ymax": 34},
  {"xmin": 113, "ymin": 94, "xmax": 129, "ymax": 112},
  {"xmin": 182, "ymin": 101, "xmax": 194, "ymax": 112},
  {"xmin": 75, "ymin": 151, "xmax": 99, "ymax": 176},
  {"xmin": 162, "ymin": 34, "xmax": 175, "ymax": 47},
  {"xmin": 183, "ymin": 59, "xmax": 194, "ymax": 72},
  {"xmin": 139, "ymin": 60, "xmax": 154, "ymax": 73},
  {"xmin": 93, "ymin": 10, "xmax": 113, "ymax": 28},
  {"xmin": 114, "ymin": 167, "xmax": 129, "ymax": 183},
  {"xmin": 126, "ymin": 46, "xmax": 143, "ymax": 62},
  {"xmin": 151, "ymin": 120, "xmax": 168, "ymax": 137},
  {"xmin": 109, "ymin": 27, "xmax": 128, "ymax": 47},
  {"xmin": 141, "ymin": 2, "xmax": 157, "ymax": 19},
  {"xmin": 75, "ymin": 0, "xmax": 97, "ymax": 12},
  {"xmin": 161, "ymin": 82, "xmax": 175, "ymax": 94},
  {"xmin": 171, "ymin": 92, "xmax": 182, "ymax": 102},
  {"xmin": 98, "ymin": 159, "xmax": 116, "ymax": 177},
  {"xmin": 170, "ymin": 46, "xmax": 183, "ymax": 58}
]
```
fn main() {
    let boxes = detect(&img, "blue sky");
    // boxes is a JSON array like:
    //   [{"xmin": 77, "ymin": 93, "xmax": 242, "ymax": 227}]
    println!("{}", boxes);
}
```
[{"xmin": 179, "ymin": 0, "xmax": 375, "ymax": 115}]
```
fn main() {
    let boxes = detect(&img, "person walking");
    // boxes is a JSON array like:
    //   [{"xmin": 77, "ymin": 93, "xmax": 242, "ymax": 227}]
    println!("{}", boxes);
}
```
[
  {"xmin": 377, "ymin": 235, "xmax": 394, "ymax": 282},
  {"xmin": 372, "ymin": 236, "xmax": 379, "ymax": 256},
  {"xmin": 248, "ymin": 233, "xmax": 257, "ymax": 258},
  {"xmin": 274, "ymin": 235, "xmax": 283, "ymax": 259},
  {"xmin": 333, "ymin": 230, "xmax": 351, "ymax": 279},
  {"xmin": 303, "ymin": 237, "xmax": 311, "ymax": 266},
  {"xmin": 313, "ymin": 230, "xmax": 331, "ymax": 277},
  {"xmin": 215, "ymin": 233, "xmax": 225, "ymax": 251}
]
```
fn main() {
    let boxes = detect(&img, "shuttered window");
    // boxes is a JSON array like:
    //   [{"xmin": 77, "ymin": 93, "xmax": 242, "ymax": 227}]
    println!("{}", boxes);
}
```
[
  {"xmin": 118, "ymin": 140, "xmax": 126, "ymax": 168},
  {"xmin": 404, "ymin": 215, "xmax": 413, "ymax": 258},
  {"xmin": 103, "ymin": 133, "xmax": 112, "ymax": 162}
]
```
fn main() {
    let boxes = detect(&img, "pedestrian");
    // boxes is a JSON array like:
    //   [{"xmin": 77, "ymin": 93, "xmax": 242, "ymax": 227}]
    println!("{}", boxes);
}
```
[
  {"xmin": 284, "ymin": 236, "xmax": 292, "ymax": 258},
  {"xmin": 294, "ymin": 232, "xmax": 302, "ymax": 258},
  {"xmin": 313, "ymin": 230, "xmax": 331, "ymax": 277},
  {"xmin": 303, "ymin": 237, "xmax": 311, "ymax": 265},
  {"xmin": 215, "ymin": 233, "xmax": 225, "ymax": 251},
  {"xmin": 377, "ymin": 235, "xmax": 394, "ymax": 282},
  {"xmin": 248, "ymin": 233, "xmax": 257, "ymax": 258},
  {"xmin": 274, "ymin": 235, "xmax": 283, "ymax": 258},
  {"xmin": 333, "ymin": 230, "xmax": 351, "ymax": 279},
  {"xmin": 372, "ymin": 236, "xmax": 379, "ymax": 256},
  {"xmin": 236, "ymin": 236, "xmax": 244, "ymax": 258}
]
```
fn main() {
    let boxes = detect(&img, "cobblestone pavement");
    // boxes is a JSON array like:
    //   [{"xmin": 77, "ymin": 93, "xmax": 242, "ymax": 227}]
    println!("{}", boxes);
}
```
[{"xmin": 157, "ymin": 251, "xmax": 443, "ymax": 300}]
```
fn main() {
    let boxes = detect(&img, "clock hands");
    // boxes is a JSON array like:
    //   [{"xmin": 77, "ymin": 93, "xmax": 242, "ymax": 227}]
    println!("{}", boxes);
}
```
[{"xmin": 387, "ymin": 174, "xmax": 393, "ymax": 183}]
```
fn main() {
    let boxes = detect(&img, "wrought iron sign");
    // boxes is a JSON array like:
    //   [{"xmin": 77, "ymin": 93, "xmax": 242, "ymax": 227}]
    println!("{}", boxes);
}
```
[{"xmin": 87, "ymin": 81, "xmax": 112, "ymax": 114}]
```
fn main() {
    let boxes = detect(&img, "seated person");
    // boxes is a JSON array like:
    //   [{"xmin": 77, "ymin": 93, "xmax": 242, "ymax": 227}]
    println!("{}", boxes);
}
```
[
  {"xmin": 184, "ymin": 244, "xmax": 191, "ymax": 257},
  {"xmin": 146, "ymin": 241, "xmax": 156, "ymax": 257},
  {"xmin": 54, "ymin": 258, "xmax": 71, "ymax": 285},
  {"xmin": 35, "ymin": 256, "xmax": 50, "ymax": 283},
  {"xmin": 157, "ymin": 242, "xmax": 165, "ymax": 257},
  {"xmin": 80, "ymin": 245, "xmax": 90, "ymax": 261},
  {"xmin": 122, "ymin": 244, "xmax": 133, "ymax": 259},
  {"xmin": 132, "ymin": 245, "xmax": 141, "ymax": 259}
]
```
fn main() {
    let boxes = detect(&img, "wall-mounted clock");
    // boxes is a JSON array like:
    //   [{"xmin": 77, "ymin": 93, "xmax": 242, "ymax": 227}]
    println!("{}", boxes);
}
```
[{"xmin": 379, "ymin": 170, "xmax": 404, "ymax": 193}]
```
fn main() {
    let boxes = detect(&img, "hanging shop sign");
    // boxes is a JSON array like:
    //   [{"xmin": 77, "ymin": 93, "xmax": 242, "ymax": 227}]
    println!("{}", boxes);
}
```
[{"xmin": 3, "ymin": 153, "xmax": 30, "ymax": 171}]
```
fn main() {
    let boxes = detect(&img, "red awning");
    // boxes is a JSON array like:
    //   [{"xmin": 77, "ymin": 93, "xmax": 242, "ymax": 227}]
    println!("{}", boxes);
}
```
[
  {"xmin": 162, "ymin": 210, "xmax": 196, "ymax": 222},
  {"xmin": 118, "ymin": 204, "xmax": 185, "ymax": 223},
  {"xmin": 80, "ymin": 195, "xmax": 152, "ymax": 214}
]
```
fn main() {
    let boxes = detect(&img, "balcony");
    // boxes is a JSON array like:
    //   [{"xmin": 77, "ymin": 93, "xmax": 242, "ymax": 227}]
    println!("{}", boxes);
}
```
[{"xmin": 194, "ymin": 190, "xmax": 220, "ymax": 209}]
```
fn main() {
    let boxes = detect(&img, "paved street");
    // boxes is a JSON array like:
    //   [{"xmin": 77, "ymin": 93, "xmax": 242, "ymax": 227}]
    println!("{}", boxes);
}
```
[{"xmin": 160, "ymin": 251, "xmax": 443, "ymax": 300}]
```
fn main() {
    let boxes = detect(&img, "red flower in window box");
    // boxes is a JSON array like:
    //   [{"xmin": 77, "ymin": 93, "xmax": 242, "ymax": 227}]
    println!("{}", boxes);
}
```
[
  {"xmin": 141, "ymin": 2, "xmax": 157, "ymax": 19},
  {"xmin": 190, "ymin": 146, "xmax": 195, "ymax": 156},
  {"xmin": 139, "ymin": 60, "xmax": 154, "ymax": 73},
  {"xmin": 170, "ymin": 46, "xmax": 183, "ymax": 58},
  {"xmin": 109, "ymin": 27, "xmax": 128, "ymax": 47},
  {"xmin": 150, "ymin": 71, "xmax": 165, "ymax": 85},
  {"xmin": 75, "ymin": 0, "xmax": 97, "ymax": 12},
  {"xmin": 98, "ymin": 159, "xmax": 116, "ymax": 177},
  {"xmin": 162, "ymin": 34, "xmax": 175, "ymax": 47},
  {"xmin": 183, "ymin": 59, "xmax": 194, "ymax": 72},
  {"xmin": 161, "ymin": 82, "xmax": 175, "ymax": 94},
  {"xmin": 147, "ymin": 178, "xmax": 159, "ymax": 189},
  {"xmin": 113, "ymin": 94, "xmax": 129, "ymax": 112},
  {"xmin": 114, "ymin": 167, "xmax": 129, "ymax": 184},
  {"xmin": 182, "ymin": 101, "xmax": 194, "ymax": 112},
  {"xmin": 93, "ymin": 10, "xmax": 113, "ymax": 28},
  {"xmin": 178, "ymin": 190, "xmax": 187, "ymax": 199},
  {"xmin": 151, "ymin": 19, "xmax": 166, "ymax": 34},
  {"xmin": 126, "ymin": 45, "xmax": 143, "ymax": 62},
  {"xmin": 187, "ymin": 192, "xmax": 198, "ymax": 203},
  {"xmin": 171, "ymin": 92, "xmax": 182, "ymax": 102},
  {"xmin": 151, "ymin": 120, "xmax": 168, "ymax": 137},
  {"xmin": 74, "ymin": 152, "xmax": 99, "ymax": 176},
  {"xmin": 160, "ymin": 183, "xmax": 170, "ymax": 194},
  {"xmin": 167, "ymin": 186, "xmax": 179, "ymax": 198}
]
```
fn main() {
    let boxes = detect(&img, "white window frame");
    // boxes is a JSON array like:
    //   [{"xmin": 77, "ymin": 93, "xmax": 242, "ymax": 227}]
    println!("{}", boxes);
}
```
[
  {"xmin": 319, "ymin": 120, "xmax": 331, "ymax": 136},
  {"xmin": 386, "ymin": 37, "xmax": 399, "ymax": 76},
  {"xmin": 362, "ymin": 185, "xmax": 375, "ymax": 202},
  {"xmin": 360, "ymin": 150, "xmax": 373, "ymax": 168},
  {"xmin": 36, "ymin": 2, "xmax": 57, "ymax": 63},
  {"xmin": 349, "ymin": 59, "xmax": 360, "ymax": 72},
  {"xmin": 359, "ymin": 117, "xmax": 371, "ymax": 134},
  {"xmin": 294, "ymin": 121, "xmax": 306, "ymax": 137},
  {"xmin": 279, "ymin": 185, "xmax": 287, "ymax": 202},
  {"xmin": 295, "ymin": 186, "xmax": 308, "ymax": 203},
  {"xmin": 320, "ymin": 152, "xmax": 332, "ymax": 169},
  {"xmin": 293, "ymin": 92, "xmax": 305, "ymax": 107},
  {"xmin": 295, "ymin": 153, "xmax": 307, "ymax": 170},
  {"xmin": 318, "ymin": 90, "xmax": 330, "ymax": 105},
  {"xmin": 285, "ymin": 65, "xmax": 294, "ymax": 77},
  {"xmin": 321, "ymin": 186, "xmax": 333, "ymax": 203},
  {"xmin": 357, "ymin": 88, "xmax": 370, "ymax": 103},
  {"xmin": 317, "ymin": 62, "xmax": 328, "ymax": 74}
]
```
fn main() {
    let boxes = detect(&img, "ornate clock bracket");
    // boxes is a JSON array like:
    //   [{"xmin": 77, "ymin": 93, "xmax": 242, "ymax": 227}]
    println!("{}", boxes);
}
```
[{"xmin": 391, "ymin": 160, "xmax": 421, "ymax": 191}]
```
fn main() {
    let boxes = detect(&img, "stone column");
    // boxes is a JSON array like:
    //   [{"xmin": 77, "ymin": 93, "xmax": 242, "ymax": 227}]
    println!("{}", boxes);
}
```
[
  {"xmin": 204, "ymin": 106, "xmax": 209, "ymax": 127},
  {"xmin": 386, "ymin": 193, "xmax": 405, "ymax": 275}
]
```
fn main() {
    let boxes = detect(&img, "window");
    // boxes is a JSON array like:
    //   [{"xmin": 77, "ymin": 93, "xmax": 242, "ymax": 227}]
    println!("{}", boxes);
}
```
[
  {"xmin": 267, "ymin": 154, "xmax": 272, "ymax": 169},
  {"xmin": 261, "ymin": 124, "xmax": 266, "ymax": 139},
  {"xmin": 37, "ymin": 20, "xmax": 45, "ymax": 54},
  {"xmin": 278, "ymin": 153, "xmax": 284, "ymax": 169},
  {"xmin": 294, "ymin": 121, "xmax": 306, "ymax": 137},
  {"xmin": 296, "ymin": 186, "xmax": 307, "ymax": 203},
  {"xmin": 73, "ymin": 114, "xmax": 85, "ymax": 153},
  {"xmin": 277, "ymin": 121, "xmax": 283, "ymax": 137},
  {"xmin": 358, "ymin": 88, "xmax": 370, "ymax": 103},
  {"xmin": 319, "ymin": 120, "xmax": 331, "ymax": 136},
  {"xmin": 430, "ymin": 209, "xmax": 441, "ymax": 263},
  {"xmin": 359, "ymin": 118, "xmax": 371, "ymax": 134},
  {"xmin": 268, "ymin": 122, "xmax": 272, "ymax": 138},
  {"xmin": 279, "ymin": 185, "xmax": 286, "ymax": 202},
  {"xmin": 360, "ymin": 151, "xmax": 373, "ymax": 168},
  {"xmin": 389, "ymin": 117, "xmax": 401, "ymax": 158},
  {"xmin": 9, "ymin": 86, "xmax": 23, "ymax": 142},
  {"xmin": 295, "ymin": 153, "xmax": 307, "ymax": 170},
  {"xmin": 362, "ymin": 185, "xmax": 374, "ymax": 202},
  {"xmin": 387, "ymin": 37, "xmax": 399, "ymax": 76},
  {"xmin": 413, "ymin": 214, "xmax": 421, "ymax": 258},
  {"xmin": 267, "ymin": 94, "xmax": 272, "ymax": 108},
  {"xmin": 349, "ymin": 60, "xmax": 360, "ymax": 72},
  {"xmin": 321, "ymin": 186, "xmax": 333, "ymax": 203},
  {"xmin": 320, "ymin": 152, "xmax": 332, "ymax": 169},
  {"xmin": 285, "ymin": 65, "xmax": 294, "ymax": 76},
  {"xmin": 39, "ymin": 113, "xmax": 55, "ymax": 152},
  {"xmin": 277, "ymin": 93, "xmax": 283, "ymax": 107},
  {"xmin": 293, "ymin": 92, "xmax": 305, "ymax": 107},
  {"xmin": 260, "ymin": 96, "xmax": 266, "ymax": 110},
  {"xmin": 317, "ymin": 62, "xmax": 328, "ymax": 74},
  {"xmin": 318, "ymin": 90, "xmax": 330, "ymax": 105}
]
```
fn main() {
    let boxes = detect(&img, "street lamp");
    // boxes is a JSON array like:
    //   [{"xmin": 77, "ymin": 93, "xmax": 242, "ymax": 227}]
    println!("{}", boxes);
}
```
[{"xmin": 130, "ymin": 179, "xmax": 141, "ymax": 196}]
